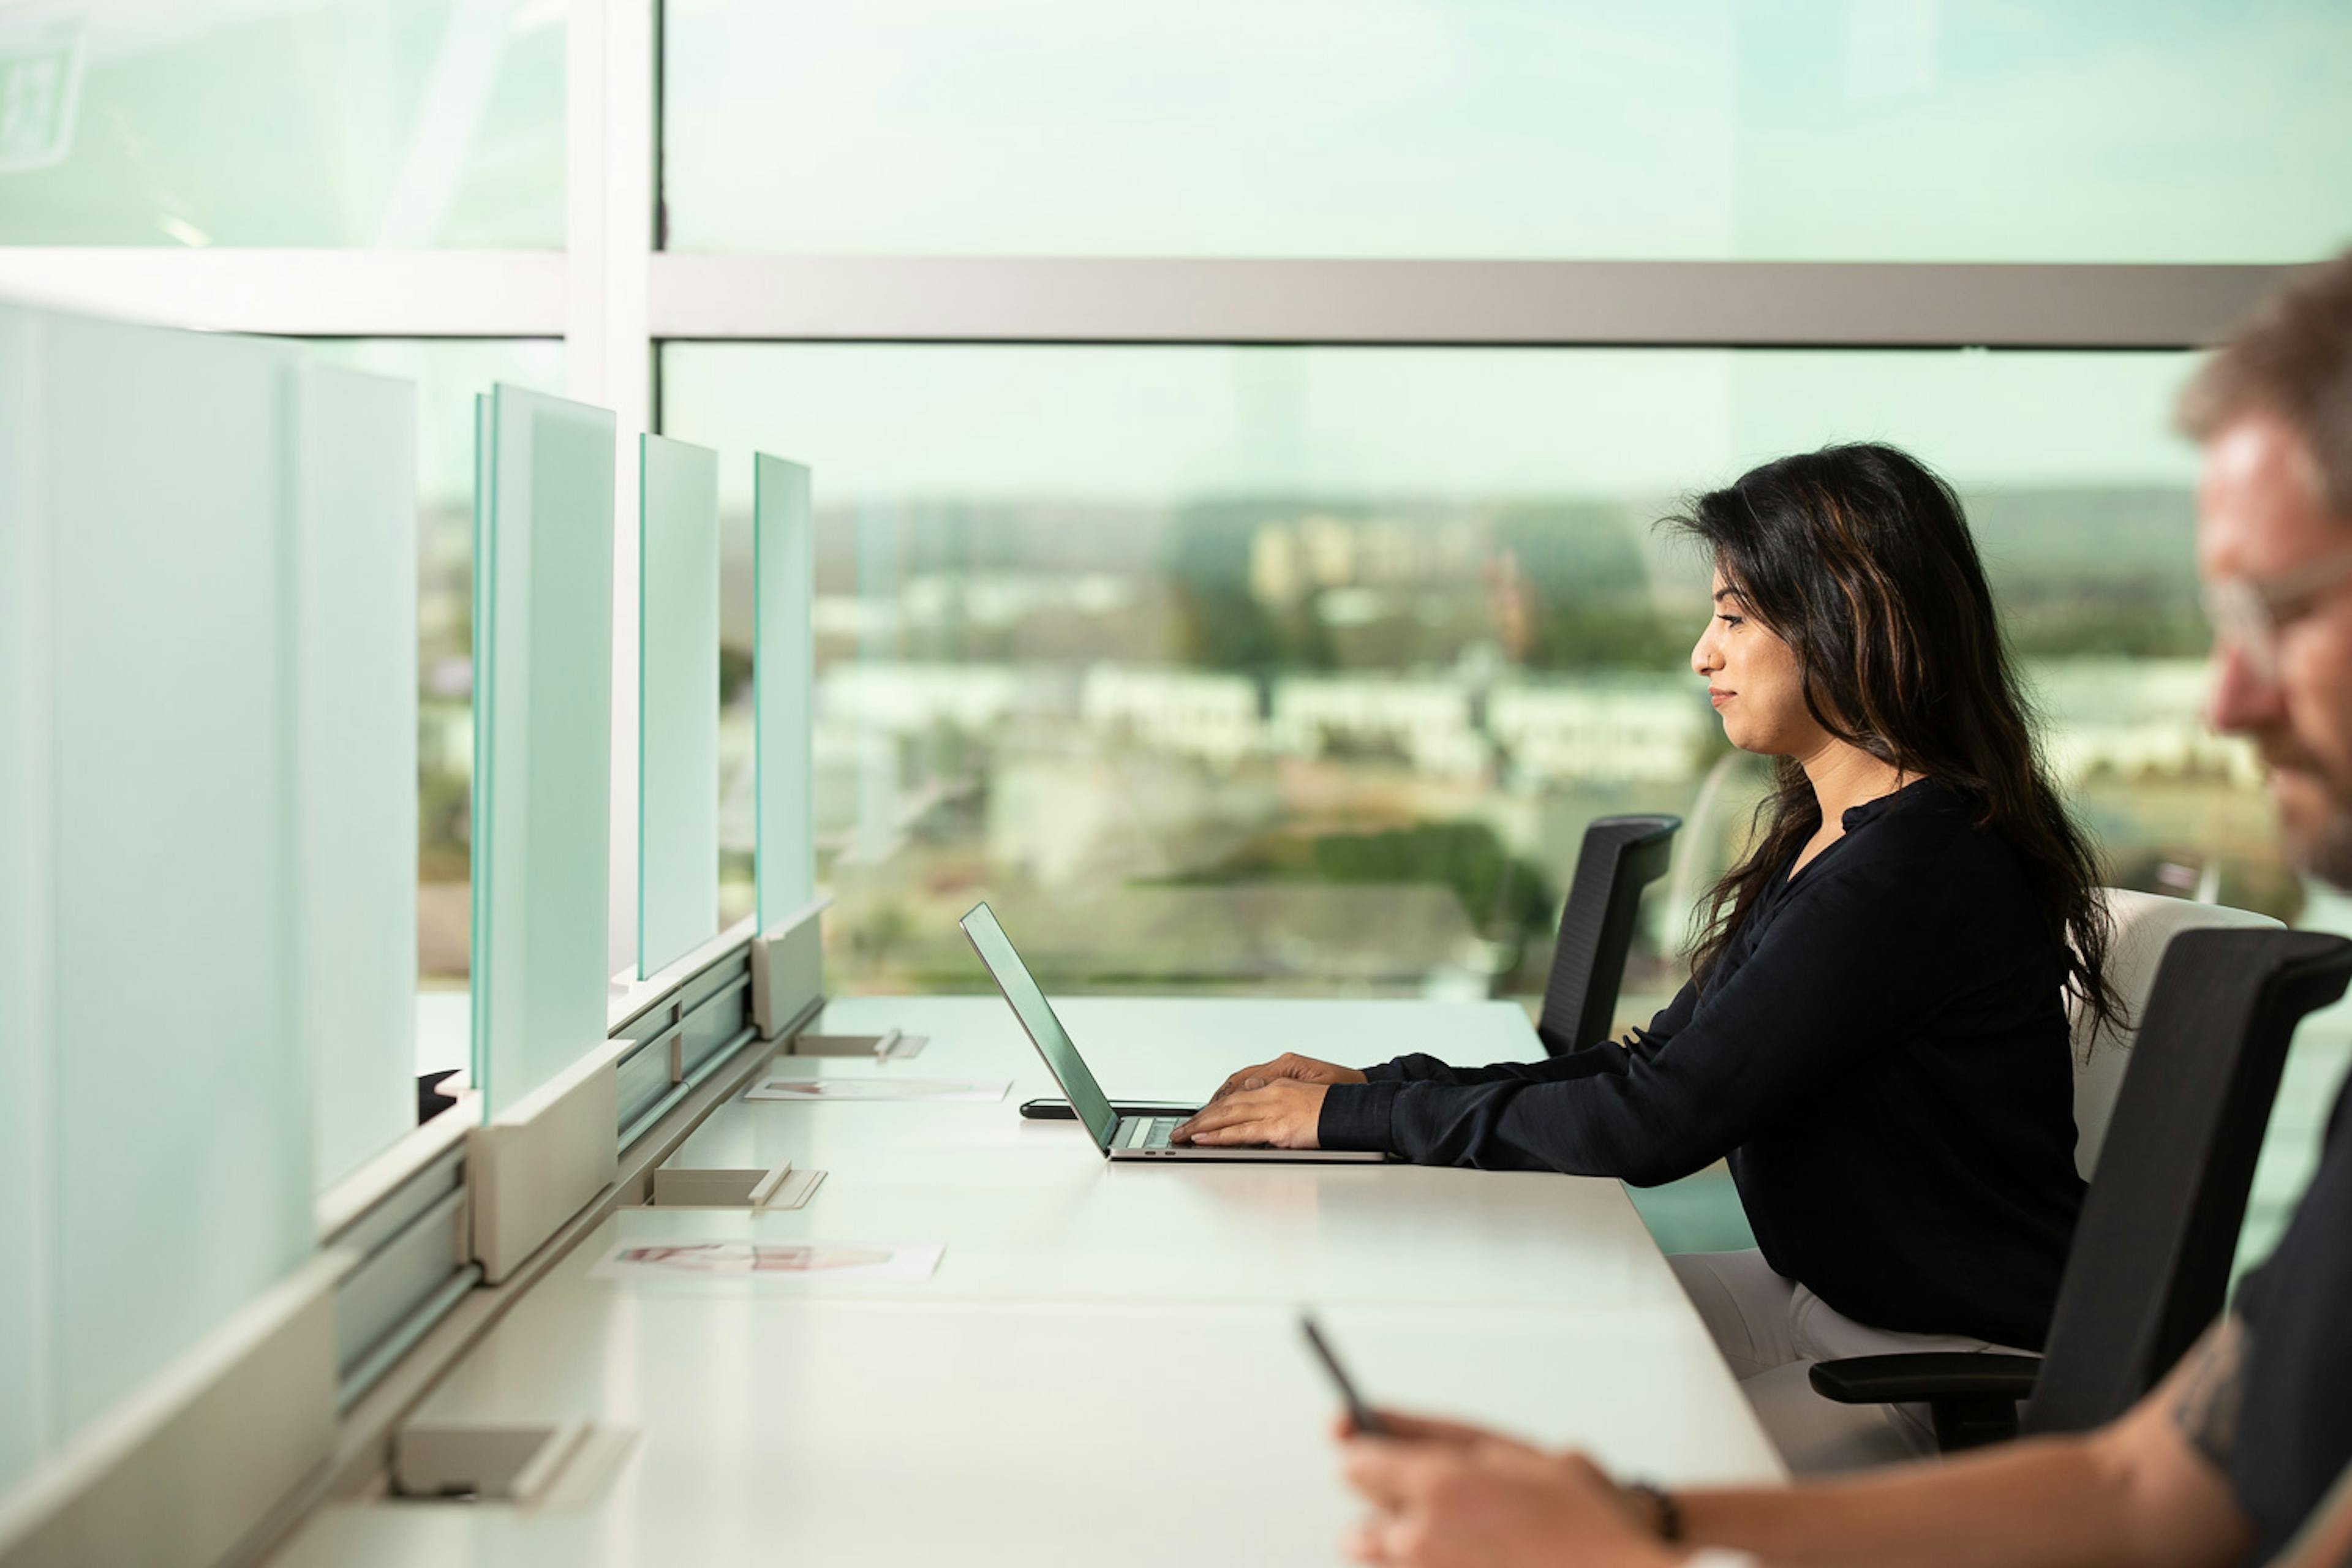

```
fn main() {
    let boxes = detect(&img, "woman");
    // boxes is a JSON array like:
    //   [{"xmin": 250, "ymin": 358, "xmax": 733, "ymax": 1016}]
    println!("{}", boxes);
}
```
[{"xmin": 1174, "ymin": 443, "xmax": 2116, "ymax": 1441}]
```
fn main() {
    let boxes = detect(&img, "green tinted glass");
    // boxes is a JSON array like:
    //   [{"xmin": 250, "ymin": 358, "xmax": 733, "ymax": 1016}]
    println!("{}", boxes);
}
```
[
  {"xmin": 753, "ymin": 454, "xmax": 816, "ymax": 929},
  {"xmin": 0, "ymin": 305, "xmax": 40, "ymax": 1491},
  {"xmin": 638, "ymin": 434, "xmax": 722, "ymax": 976},
  {"xmin": 0, "ymin": 0, "xmax": 562, "ymax": 246},
  {"xmin": 294, "ymin": 364, "xmax": 422, "ymax": 1189},
  {"xmin": 472, "ymin": 384, "xmax": 617, "ymax": 1117},
  {"xmin": 666, "ymin": 0, "xmax": 2352, "ymax": 262},
  {"xmin": 2, "ymin": 307, "xmax": 314, "ymax": 1464}
]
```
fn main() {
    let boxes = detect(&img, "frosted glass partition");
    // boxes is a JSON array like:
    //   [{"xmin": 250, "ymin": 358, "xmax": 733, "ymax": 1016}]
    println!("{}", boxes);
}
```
[
  {"xmin": 298, "ymin": 367, "xmax": 421, "ymax": 1189},
  {"xmin": 473, "ymin": 385, "xmax": 618, "ymax": 1117},
  {"xmin": 753, "ymin": 454, "xmax": 817, "ymax": 927},
  {"xmin": 638, "ymin": 435, "xmax": 722, "ymax": 976},
  {"xmin": 0, "ymin": 307, "xmax": 40, "ymax": 1493},
  {"xmin": 0, "ymin": 305, "xmax": 317, "ymax": 1488}
]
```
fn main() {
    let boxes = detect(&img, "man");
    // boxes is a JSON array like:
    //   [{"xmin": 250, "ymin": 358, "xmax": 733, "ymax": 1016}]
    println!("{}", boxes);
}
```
[{"xmin": 1335, "ymin": 248, "xmax": 2352, "ymax": 1568}]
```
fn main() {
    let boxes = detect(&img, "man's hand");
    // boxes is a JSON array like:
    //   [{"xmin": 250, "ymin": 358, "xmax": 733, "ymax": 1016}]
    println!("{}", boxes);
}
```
[
  {"xmin": 1340, "ymin": 1428, "xmax": 1675, "ymax": 1568},
  {"xmin": 1208, "ymin": 1051, "xmax": 1368, "ymax": 1102},
  {"xmin": 1171, "ymin": 1080, "xmax": 1329, "ymax": 1147}
]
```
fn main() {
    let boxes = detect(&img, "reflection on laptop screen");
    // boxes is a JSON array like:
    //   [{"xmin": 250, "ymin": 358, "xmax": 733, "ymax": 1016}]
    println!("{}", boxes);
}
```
[{"xmin": 959, "ymin": 903, "xmax": 1120, "ymax": 1150}]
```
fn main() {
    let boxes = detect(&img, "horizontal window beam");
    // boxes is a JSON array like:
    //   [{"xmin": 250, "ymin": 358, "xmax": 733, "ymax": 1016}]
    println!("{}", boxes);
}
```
[
  {"xmin": 0, "ymin": 250, "xmax": 2307, "ymax": 349},
  {"xmin": 650, "ymin": 256, "xmax": 2303, "ymax": 349},
  {"xmin": 0, "ymin": 249, "xmax": 566, "ymax": 337}
]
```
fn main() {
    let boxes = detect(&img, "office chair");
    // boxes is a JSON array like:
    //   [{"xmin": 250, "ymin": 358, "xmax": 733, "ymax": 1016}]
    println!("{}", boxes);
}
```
[
  {"xmin": 1809, "ymin": 927, "xmax": 2352, "ymax": 1450},
  {"xmin": 2068, "ymin": 888, "xmax": 2280, "ymax": 1180},
  {"xmin": 1537, "ymin": 814, "xmax": 1681, "ymax": 1057}
]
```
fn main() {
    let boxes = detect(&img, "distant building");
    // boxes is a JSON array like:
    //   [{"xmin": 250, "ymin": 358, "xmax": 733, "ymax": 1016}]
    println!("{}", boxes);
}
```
[
  {"xmin": 1080, "ymin": 665, "xmax": 1261, "ymax": 766},
  {"xmin": 1486, "ymin": 676, "xmax": 1709, "ymax": 784},
  {"xmin": 1272, "ymin": 676, "xmax": 1487, "ymax": 776},
  {"xmin": 818, "ymin": 662, "xmax": 1038, "ymax": 736},
  {"xmin": 2027, "ymin": 658, "xmax": 2262, "ymax": 786}
]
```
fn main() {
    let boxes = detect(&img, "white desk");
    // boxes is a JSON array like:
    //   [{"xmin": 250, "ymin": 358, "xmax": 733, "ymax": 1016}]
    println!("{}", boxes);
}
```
[{"xmin": 272, "ymin": 998, "xmax": 1782, "ymax": 1567}]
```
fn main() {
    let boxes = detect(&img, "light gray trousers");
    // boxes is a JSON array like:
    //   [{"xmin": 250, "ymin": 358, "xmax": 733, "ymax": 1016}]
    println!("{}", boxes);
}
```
[{"xmin": 1669, "ymin": 1249, "xmax": 2027, "ymax": 1474}]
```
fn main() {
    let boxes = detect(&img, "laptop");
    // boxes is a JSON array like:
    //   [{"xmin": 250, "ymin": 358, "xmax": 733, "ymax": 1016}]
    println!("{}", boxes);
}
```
[{"xmin": 959, "ymin": 902, "xmax": 1387, "ymax": 1163}]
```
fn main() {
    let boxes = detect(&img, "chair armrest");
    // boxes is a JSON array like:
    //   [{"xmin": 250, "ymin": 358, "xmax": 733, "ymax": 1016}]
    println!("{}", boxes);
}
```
[{"xmin": 1808, "ymin": 1352, "xmax": 2042, "ymax": 1407}]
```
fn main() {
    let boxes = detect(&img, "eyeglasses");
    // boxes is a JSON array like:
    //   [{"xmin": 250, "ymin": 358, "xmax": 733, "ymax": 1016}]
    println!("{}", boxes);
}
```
[{"xmin": 2201, "ymin": 543, "xmax": 2352, "ymax": 685}]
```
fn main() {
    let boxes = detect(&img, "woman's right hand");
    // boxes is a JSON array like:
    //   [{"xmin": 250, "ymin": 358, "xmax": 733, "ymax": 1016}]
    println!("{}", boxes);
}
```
[{"xmin": 1210, "ymin": 1052, "xmax": 1368, "ymax": 1102}]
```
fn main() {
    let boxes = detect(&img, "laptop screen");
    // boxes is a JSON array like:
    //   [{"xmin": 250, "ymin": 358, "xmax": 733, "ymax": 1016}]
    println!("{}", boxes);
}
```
[{"xmin": 959, "ymin": 903, "xmax": 1120, "ymax": 1150}]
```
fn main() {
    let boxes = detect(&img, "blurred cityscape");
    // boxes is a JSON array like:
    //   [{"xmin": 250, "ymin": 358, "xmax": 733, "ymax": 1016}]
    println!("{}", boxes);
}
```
[{"xmin": 412, "ymin": 480, "xmax": 2282, "ymax": 1038}]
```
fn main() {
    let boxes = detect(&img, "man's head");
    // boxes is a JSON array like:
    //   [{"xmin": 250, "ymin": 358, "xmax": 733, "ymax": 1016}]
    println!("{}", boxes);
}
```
[{"xmin": 2185, "ymin": 251, "xmax": 2352, "ymax": 888}]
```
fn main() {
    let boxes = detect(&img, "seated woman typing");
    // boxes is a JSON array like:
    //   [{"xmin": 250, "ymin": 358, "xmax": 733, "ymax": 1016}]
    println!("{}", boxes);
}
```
[{"xmin": 1173, "ymin": 443, "xmax": 2117, "ymax": 1444}]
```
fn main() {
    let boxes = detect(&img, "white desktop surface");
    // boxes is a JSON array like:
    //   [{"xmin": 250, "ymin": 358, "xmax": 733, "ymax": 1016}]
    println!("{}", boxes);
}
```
[{"xmin": 271, "ymin": 997, "xmax": 1782, "ymax": 1566}]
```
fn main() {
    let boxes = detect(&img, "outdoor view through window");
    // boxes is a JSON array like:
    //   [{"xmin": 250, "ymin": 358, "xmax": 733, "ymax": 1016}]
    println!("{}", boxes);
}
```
[{"xmin": 662, "ymin": 344, "xmax": 2272, "ymax": 1036}]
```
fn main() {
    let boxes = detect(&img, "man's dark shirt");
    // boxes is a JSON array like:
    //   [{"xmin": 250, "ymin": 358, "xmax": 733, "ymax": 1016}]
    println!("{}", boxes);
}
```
[
  {"xmin": 1317, "ymin": 777, "xmax": 2086, "ymax": 1348},
  {"xmin": 2231, "ymin": 1073, "xmax": 2352, "ymax": 1564}
]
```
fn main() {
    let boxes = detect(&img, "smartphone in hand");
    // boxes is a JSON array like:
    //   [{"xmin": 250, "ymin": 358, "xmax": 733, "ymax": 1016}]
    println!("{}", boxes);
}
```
[{"xmin": 1300, "ymin": 1311, "xmax": 1389, "ymax": 1437}]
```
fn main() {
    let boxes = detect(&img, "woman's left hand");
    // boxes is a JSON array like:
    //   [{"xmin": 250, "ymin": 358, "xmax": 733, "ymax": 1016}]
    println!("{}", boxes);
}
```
[{"xmin": 1172, "ymin": 1080, "xmax": 1327, "ymax": 1148}]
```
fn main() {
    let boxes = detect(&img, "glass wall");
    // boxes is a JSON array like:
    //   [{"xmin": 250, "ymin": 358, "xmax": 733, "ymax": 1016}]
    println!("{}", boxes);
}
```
[
  {"xmin": 0, "ymin": 0, "xmax": 563, "ymax": 246},
  {"xmin": 663, "ymin": 0, "xmax": 2352, "ymax": 260},
  {"xmin": 660, "ymin": 343, "xmax": 2260, "ymax": 1025}
]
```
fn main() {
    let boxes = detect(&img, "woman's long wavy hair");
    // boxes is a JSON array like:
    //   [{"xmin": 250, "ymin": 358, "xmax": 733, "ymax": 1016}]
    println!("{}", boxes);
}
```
[{"xmin": 1672, "ymin": 443, "xmax": 2120, "ymax": 1039}]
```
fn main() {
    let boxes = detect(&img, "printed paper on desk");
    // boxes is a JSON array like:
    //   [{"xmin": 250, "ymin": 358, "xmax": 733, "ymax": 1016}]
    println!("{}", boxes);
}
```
[
  {"xmin": 744, "ymin": 1076, "xmax": 1009, "ymax": 1103},
  {"xmin": 591, "ymin": 1241, "xmax": 947, "ymax": 1283}
]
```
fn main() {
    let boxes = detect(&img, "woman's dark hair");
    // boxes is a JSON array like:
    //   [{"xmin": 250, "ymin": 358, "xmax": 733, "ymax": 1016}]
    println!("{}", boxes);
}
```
[{"xmin": 1669, "ymin": 442, "xmax": 2120, "ymax": 1039}]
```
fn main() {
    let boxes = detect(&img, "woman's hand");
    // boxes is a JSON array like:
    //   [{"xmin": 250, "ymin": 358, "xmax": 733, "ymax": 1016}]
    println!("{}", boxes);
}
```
[
  {"xmin": 1171, "ymin": 1080, "xmax": 1329, "ymax": 1148},
  {"xmin": 1339, "ymin": 1421, "xmax": 1675, "ymax": 1568},
  {"xmin": 1208, "ymin": 1051, "xmax": 1368, "ymax": 1102}
]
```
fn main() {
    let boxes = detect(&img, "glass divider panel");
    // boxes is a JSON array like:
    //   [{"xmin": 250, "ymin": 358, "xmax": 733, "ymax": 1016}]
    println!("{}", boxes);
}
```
[
  {"xmin": 471, "ymin": 384, "xmax": 617, "ymax": 1117},
  {"xmin": 637, "ymin": 434, "xmax": 722, "ymax": 976},
  {"xmin": 0, "ymin": 304, "xmax": 45, "ymax": 1494},
  {"xmin": 42, "ymin": 309, "xmax": 313, "ymax": 1434},
  {"xmin": 753, "ymin": 454, "xmax": 816, "ymax": 928},
  {"xmin": 295, "ymin": 363, "xmax": 421, "ymax": 1190}
]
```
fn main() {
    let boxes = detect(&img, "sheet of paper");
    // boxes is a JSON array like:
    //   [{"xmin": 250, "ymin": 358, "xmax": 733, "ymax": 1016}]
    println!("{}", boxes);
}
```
[
  {"xmin": 743, "ymin": 1076, "xmax": 1009, "ymax": 1103},
  {"xmin": 590, "ymin": 1240, "xmax": 946, "ymax": 1283}
]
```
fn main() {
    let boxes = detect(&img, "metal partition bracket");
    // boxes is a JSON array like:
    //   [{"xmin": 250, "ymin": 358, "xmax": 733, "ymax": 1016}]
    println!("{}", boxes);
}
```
[
  {"xmin": 750, "ymin": 895, "xmax": 829, "ymax": 1041},
  {"xmin": 649, "ymin": 1159, "xmax": 825, "ymax": 1211},
  {"xmin": 468, "ymin": 1038, "xmax": 632, "ymax": 1285}
]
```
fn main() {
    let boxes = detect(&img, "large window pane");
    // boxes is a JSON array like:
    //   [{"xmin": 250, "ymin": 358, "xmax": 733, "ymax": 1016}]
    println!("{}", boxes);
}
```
[
  {"xmin": 0, "ymin": 0, "xmax": 562, "ymax": 246},
  {"xmin": 660, "ymin": 343, "xmax": 2269, "ymax": 1025},
  {"xmin": 663, "ymin": 1, "xmax": 2352, "ymax": 262}
]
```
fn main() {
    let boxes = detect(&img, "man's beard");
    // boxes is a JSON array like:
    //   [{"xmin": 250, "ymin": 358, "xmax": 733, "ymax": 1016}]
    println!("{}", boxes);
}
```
[
  {"xmin": 2271, "ymin": 758, "xmax": 2352, "ymax": 890},
  {"xmin": 2293, "ymin": 810, "xmax": 2352, "ymax": 891}
]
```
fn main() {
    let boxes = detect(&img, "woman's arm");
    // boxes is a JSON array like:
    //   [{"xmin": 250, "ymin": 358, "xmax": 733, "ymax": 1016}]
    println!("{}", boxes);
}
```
[{"xmin": 1319, "ymin": 853, "xmax": 1944, "ymax": 1175}]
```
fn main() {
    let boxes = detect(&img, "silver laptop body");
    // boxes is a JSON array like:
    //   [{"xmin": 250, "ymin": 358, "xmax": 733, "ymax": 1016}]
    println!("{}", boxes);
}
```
[{"xmin": 959, "ymin": 902, "xmax": 1386, "ymax": 1164}]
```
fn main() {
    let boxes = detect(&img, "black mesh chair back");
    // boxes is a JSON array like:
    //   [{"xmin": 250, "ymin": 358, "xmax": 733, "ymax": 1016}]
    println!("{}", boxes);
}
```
[
  {"xmin": 1536, "ymin": 814, "xmax": 1681, "ymax": 1057},
  {"xmin": 2024, "ymin": 925, "xmax": 2352, "ymax": 1434},
  {"xmin": 1811, "ymin": 925, "xmax": 2352, "ymax": 1450}
]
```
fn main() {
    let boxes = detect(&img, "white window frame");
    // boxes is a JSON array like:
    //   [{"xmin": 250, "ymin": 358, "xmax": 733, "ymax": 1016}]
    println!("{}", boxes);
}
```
[{"xmin": 0, "ymin": 0, "xmax": 2309, "ymax": 965}]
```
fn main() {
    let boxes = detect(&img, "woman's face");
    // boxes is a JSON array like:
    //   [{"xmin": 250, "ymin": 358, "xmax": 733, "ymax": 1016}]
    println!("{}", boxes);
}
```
[{"xmin": 1691, "ymin": 570, "xmax": 1826, "ymax": 758}]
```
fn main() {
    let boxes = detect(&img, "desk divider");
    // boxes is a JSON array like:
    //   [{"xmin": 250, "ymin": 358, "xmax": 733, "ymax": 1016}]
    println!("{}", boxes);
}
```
[
  {"xmin": 753, "ymin": 453, "xmax": 816, "ymax": 929},
  {"xmin": 636, "ymin": 434, "xmax": 722, "ymax": 978},
  {"xmin": 0, "ymin": 304, "xmax": 418, "ymax": 1565},
  {"xmin": 470, "ymin": 384, "xmax": 617, "ymax": 1120},
  {"xmin": 295, "ymin": 366, "xmax": 421, "ymax": 1194},
  {"xmin": 749, "ymin": 453, "xmax": 827, "ymax": 1038}
]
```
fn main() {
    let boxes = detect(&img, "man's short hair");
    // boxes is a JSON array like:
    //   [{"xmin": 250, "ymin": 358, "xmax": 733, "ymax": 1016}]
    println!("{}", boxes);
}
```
[{"xmin": 2179, "ymin": 247, "xmax": 2352, "ymax": 516}]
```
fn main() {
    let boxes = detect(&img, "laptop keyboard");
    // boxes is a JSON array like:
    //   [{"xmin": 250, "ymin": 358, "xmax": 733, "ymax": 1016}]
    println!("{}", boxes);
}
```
[{"xmin": 1136, "ymin": 1117, "xmax": 1180, "ymax": 1150}]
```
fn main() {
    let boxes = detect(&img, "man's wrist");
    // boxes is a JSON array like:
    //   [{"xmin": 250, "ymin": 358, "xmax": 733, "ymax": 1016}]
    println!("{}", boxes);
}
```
[{"xmin": 1626, "ymin": 1481, "xmax": 1682, "ymax": 1542}]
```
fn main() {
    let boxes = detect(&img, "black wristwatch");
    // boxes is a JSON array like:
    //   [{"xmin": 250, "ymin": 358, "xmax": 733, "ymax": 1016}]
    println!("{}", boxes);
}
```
[{"xmin": 1626, "ymin": 1480, "xmax": 1683, "ymax": 1542}]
